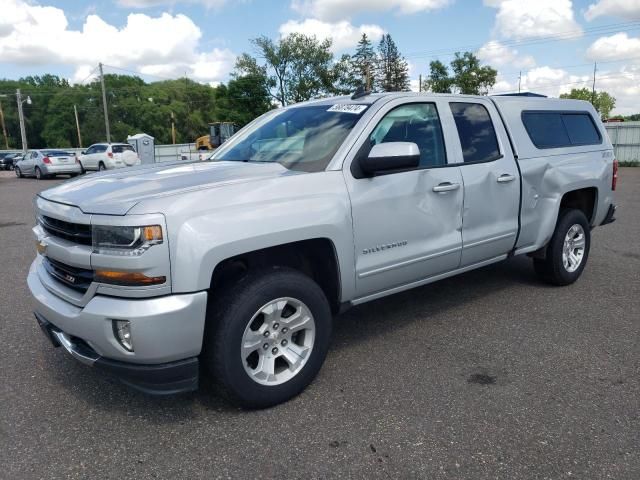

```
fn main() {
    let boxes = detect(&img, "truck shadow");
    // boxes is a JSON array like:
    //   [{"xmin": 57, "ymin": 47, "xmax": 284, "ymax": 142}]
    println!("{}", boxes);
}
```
[
  {"xmin": 50, "ymin": 255, "xmax": 547, "ymax": 419},
  {"xmin": 331, "ymin": 255, "xmax": 546, "ymax": 351}
]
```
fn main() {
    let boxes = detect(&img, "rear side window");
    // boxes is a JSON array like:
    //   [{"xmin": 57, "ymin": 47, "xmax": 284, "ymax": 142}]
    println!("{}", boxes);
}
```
[
  {"xmin": 95, "ymin": 145, "xmax": 108, "ymax": 153},
  {"xmin": 450, "ymin": 102, "xmax": 501, "ymax": 163},
  {"xmin": 522, "ymin": 111, "xmax": 601, "ymax": 149}
]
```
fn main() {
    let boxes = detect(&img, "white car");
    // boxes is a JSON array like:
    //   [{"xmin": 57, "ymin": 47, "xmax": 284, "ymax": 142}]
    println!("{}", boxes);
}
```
[{"xmin": 78, "ymin": 143, "xmax": 140, "ymax": 172}]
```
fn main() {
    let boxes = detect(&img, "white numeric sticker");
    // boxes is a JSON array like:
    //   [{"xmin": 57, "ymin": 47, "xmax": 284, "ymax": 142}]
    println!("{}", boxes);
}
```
[{"xmin": 327, "ymin": 104, "xmax": 368, "ymax": 114}]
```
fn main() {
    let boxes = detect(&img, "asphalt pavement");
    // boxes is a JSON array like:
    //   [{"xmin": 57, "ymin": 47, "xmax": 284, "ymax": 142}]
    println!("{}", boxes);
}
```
[{"xmin": 0, "ymin": 168, "xmax": 638, "ymax": 479}]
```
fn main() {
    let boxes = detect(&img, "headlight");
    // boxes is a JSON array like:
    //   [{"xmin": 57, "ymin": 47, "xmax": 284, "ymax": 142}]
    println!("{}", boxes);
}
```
[{"xmin": 92, "ymin": 225, "xmax": 163, "ymax": 256}]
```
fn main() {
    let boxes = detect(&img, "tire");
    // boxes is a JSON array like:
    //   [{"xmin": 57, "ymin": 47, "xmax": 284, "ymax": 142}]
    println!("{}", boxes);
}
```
[
  {"xmin": 35, "ymin": 167, "xmax": 43, "ymax": 180},
  {"xmin": 15, "ymin": 167, "xmax": 23, "ymax": 178},
  {"xmin": 98, "ymin": 162, "xmax": 106, "ymax": 171},
  {"xmin": 204, "ymin": 267, "xmax": 332, "ymax": 409},
  {"xmin": 534, "ymin": 208, "xmax": 591, "ymax": 286},
  {"xmin": 79, "ymin": 162, "xmax": 86, "ymax": 174}
]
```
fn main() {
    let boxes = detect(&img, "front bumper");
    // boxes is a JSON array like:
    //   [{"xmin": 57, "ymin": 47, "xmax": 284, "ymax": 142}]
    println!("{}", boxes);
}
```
[
  {"xmin": 35, "ymin": 313, "xmax": 199, "ymax": 394},
  {"xmin": 28, "ymin": 258, "xmax": 207, "ymax": 363}
]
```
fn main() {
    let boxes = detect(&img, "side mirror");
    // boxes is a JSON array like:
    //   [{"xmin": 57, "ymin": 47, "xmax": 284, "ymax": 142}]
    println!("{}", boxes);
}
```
[
  {"xmin": 81, "ymin": 151, "xmax": 86, "ymax": 155},
  {"xmin": 360, "ymin": 142, "xmax": 420, "ymax": 175}
]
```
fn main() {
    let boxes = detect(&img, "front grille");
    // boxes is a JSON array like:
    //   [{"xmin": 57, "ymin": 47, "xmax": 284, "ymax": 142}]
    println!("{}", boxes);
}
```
[
  {"xmin": 41, "ymin": 215, "xmax": 92, "ymax": 246},
  {"xmin": 43, "ymin": 257, "xmax": 93, "ymax": 293}
]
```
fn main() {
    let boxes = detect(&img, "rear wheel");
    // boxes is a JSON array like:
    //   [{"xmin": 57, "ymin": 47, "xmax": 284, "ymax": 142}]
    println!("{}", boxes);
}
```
[
  {"xmin": 34, "ymin": 167, "xmax": 43, "ymax": 180},
  {"xmin": 534, "ymin": 208, "xmax": 590, "ymax": 286},
  {"xmin": 98, "ymin": 162, "xmax": 106, "ymax": 171},
  {"xmin": 204, "ymin": 267, "xmax": 332, "ymax": 409}
]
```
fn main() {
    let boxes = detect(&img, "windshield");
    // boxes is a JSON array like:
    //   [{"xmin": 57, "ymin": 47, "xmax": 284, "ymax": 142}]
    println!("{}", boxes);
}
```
[{"xmin": 211, "ymin": 104, "xmax": 368, "ymax": 172}]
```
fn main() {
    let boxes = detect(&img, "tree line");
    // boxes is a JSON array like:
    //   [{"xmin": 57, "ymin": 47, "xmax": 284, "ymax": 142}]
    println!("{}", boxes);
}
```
[{"xmin": 0, "ymin": 32, "xmax": 624, "ymax": 149}]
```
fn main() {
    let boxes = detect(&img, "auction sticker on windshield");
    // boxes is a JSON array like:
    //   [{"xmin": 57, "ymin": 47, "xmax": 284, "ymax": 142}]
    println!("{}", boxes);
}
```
[{"xmin": 327, "ymin": 104, "xmax": 368, "ymax": 114}]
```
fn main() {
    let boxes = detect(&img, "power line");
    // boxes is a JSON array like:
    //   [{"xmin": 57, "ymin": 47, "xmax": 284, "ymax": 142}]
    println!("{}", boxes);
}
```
[{"xmin": 404, "ymin": 21, "xmax": 640, "ymax": 60}]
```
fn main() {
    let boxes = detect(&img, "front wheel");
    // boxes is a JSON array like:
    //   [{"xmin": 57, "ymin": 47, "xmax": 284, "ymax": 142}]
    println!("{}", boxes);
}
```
[
  {"xmin": 204, "ymin": 267, "xmax": 332, "ymax": 409},
  {"xmin": 534, "ymin": 208, "xmax": 591, "ymax": 286},
  {"xmin": 15, "ymin": 167, "xmax": 23, "ymax": 178}
]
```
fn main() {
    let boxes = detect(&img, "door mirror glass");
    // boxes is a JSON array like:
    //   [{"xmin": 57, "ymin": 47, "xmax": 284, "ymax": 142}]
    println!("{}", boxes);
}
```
[{"xmin": 360, "ymin": 142, "xmax": 420, "ymax": 175}]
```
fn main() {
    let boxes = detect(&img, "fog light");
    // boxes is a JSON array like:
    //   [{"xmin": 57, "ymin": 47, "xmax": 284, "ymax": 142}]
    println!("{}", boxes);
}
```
[{"xmin": 113, "ymin": 320, "xmax": 134, "ymax": 352}]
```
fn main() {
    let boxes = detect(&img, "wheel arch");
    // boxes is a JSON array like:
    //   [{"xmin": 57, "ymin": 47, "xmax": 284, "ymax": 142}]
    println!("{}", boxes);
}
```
[{"xmin": 209, "ymin": 238, "xmax": 343, "ymax": 314}]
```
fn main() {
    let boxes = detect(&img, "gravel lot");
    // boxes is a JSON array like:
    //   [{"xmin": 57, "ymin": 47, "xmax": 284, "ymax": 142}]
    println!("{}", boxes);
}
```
[{"xmin": 0, "ymin": 168, "xmax": 638, "ymax": 479}]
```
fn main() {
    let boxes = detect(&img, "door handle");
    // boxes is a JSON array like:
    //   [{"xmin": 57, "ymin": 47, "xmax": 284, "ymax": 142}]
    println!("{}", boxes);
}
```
[
  {"xmin": 432, "ymin": 182, "xmax": 461, "ymax": 193},
  {"xmin": 497, "ymin": 174, "xmax": 516, "ymax": 183}
]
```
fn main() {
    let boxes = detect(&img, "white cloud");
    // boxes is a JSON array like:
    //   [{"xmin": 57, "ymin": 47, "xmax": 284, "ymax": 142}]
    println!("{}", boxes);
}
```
[
  {"xmin": 585, "ymin": 0, "xmax": 640, "ymax": 21},
  {"xmin": 279, "ymin": 18, "xmax": 384, "ymax": 52},
  {"xmin": 0, "ymin": 0, "xmax": 235, "ymax": 84},
  {"xmin": 291, "ymin": 0, "xmax": 451, "ymax": 21},
  {"xmin": 117, "ymin": 0, "xmax": 226, "ymax": 8},
  {"xmin": 491, "ymin": 63, "xmax": 640, "ymax": 115},
  {"xmin": 485, "ymin": 0, "xmax": 582, "ymax": 40},
  {"xmin": 586, "ymin": 32, "xmax": 640, "ymax": 61},
  {"xmin": 477, "ymin": 40, "xmax": 536, "ymax": 68}
]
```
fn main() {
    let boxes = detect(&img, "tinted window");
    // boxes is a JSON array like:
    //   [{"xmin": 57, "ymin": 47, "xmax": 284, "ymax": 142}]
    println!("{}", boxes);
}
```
[
  {"xmin": 522, "ymin": 111, "xmax": 601, "ymax": 148},
  {"xmin": 112, "ymin": 145, "xmax": 134, "ymax": 153},
  {"xmin": 95, "ymin": 145, "xmax": 108, "ymax": 153},
  {"xmin": 43, "ymin": 150, "xmax": 72, "ymax": 157},
  {"xmin": 562, "ymin": 114, "xmax": 601, "ymax": 145},
  {"xmin": 369, "ymin": 103, "xmax": 446, "ymax": 168},
  {"xmin": 450, "ymin": 102, "xmax": 501, "ymax": 163}
]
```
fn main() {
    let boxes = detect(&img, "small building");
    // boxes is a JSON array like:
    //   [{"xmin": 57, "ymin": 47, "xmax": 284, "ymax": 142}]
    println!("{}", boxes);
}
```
[{"xmin": 127, "ymin": 133, "xmax": 155, "ymax": 164}]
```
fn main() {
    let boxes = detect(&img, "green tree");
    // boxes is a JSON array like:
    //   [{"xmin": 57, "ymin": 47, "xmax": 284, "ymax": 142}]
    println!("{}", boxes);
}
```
[
  {"xmin": 375, "ymin": 34, "xmax": 410, "ymax": 92},
  {"xmin": 423, "ymin": 52, "xmax": 496, "ymax": 95},
  {"xmin": 450, "ymin": 52, "xmax": 497, "ymax": 95},
  {"xmin": 424, "ymin": 60, "xmax": 453, "ymax": 93},
  {"xmin": 559, "ymin": 88, "xmax": 616, "ymax": 119},
  {"xmin": 351, "ymin": 33, "xmax": 376, "ymax": 90},
  {"xmin": 236, "ymin": 33, "xmax": 340, "ymax": 106}
]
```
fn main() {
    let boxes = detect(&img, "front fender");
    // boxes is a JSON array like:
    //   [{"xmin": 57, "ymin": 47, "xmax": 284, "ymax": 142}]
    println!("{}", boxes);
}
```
[{"xmin": 157, "ymin": 172, "xmax": 356, "ymax": 301}]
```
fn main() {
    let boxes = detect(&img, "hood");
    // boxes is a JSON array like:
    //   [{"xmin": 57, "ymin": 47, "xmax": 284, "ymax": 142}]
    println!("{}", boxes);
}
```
[{"xmin": 39, "ymin": 161, "xmax": 296, "ymax": 215}]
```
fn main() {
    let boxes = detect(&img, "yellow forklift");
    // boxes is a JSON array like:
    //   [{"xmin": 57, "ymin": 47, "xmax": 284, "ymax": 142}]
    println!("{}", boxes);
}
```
[{"xmin": 195, "ymin": 122, "xmax": 237, "ymax": 150}]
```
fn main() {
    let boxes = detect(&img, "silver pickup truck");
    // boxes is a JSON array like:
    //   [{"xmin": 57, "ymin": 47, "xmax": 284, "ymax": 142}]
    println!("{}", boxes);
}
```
[{"xmin": 29, "ymin": 92, "xmax": 617, "ymax": 408}]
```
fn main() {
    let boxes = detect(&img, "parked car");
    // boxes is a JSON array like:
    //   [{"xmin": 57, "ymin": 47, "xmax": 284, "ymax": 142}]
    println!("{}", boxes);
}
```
[
  {"xmin": 15, "ymin": 150, "xmax": 82, "ymax": 179},
  {"xmin": 78, "ymin": 143, "xmax": 140, "ymax": 172},
  {"xmin": 0, "ymin": 152, "xmax": 21, "ymax": 170},
  {"xmin": 28, "ymin": 92, "xmax": 617, "ymax": 408}
]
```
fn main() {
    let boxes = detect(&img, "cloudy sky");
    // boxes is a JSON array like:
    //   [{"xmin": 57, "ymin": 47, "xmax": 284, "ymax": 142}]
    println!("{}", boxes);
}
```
[{"xmin": 1, "ymin": 0, "xmax": 640, "ymax": 114}]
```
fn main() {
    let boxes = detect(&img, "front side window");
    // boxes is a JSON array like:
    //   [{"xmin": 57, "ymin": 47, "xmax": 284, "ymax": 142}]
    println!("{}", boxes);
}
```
[
  {"xmin": 450, "ymin": 102, "xmax": 501, "ymax": 163},
  {"xmin": 95, "ymin": 145, "xmax": 108, "ymax": 153},
  {"xmin": 369, "ymin": 103, "xmax": 446, "ymax": 168},
  {"xmin": 212, "ymin": 105, "xmax": 368, "ymax": 173}
]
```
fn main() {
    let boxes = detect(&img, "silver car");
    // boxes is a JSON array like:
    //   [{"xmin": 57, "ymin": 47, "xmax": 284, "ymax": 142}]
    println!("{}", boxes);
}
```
[{"xmin": 15, "ymin": 150, "xmax": 82, "ymax": 179}]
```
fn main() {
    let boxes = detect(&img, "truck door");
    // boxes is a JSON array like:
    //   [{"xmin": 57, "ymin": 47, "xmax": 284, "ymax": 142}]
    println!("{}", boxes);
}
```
[
  {"xmin": 344, "ymin": 99, "xmax": 464, "ymax": 299},
  {"xmin": 446, "ymin": 100, "xmax": 520, "ymax": 266}
]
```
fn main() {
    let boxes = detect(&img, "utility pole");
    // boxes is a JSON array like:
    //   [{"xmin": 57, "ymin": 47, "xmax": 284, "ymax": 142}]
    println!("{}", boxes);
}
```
[
  {"xmin": 0, "ymin": 97, "xmax": 9, "ymax": 149},
  {"xmin": 591, "ymin": 62, "xmax": 597, "ymax": 105},
  {"xmin": 99, "ymin": 63, "xmax": 111, "ymax": 143},
  {"xmin": 170, "ymin": 111, "xmax": 176, "ymax": 145},
  {"xmin": 419, "ymin": 74, "xmax": 422, "ymax": 92},
  {"xmin": 518, "ymin": 71, "xmax": 522, "ymax": 93},
  {"xmin": 16, "ymin": 89, "xmax": 28, "ymax": 152},
  {"xmin": 73, "ymin": 104, "xmax": 83, "ymax": 148}
]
